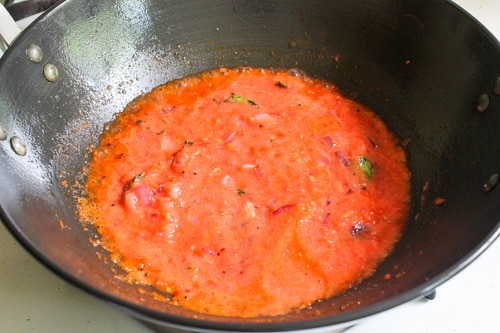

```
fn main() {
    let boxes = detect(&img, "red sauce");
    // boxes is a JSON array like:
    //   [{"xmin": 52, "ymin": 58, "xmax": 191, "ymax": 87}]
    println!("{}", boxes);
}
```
[{"xmin": 79, "ymin": 67, "xmax": 411, "ymax": 317}]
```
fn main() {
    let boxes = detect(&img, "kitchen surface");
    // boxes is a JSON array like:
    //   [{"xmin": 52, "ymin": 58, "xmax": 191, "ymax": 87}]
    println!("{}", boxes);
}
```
[{"xmin": 1, "ymin": 0, "xmax": 499, "ymax": 332}]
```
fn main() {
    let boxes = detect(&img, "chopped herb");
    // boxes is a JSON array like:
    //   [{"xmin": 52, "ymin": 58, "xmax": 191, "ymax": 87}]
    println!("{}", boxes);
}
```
[
  {"xmin": 129, "ymin": 172, "xmax": 145, "ymax": 186},
  {"xmin": 247, "ymin": 99, "xmax": 258, "ymax": 106},
  {"xmin": 184, "ymin": 140, "xmax": 194, "ymax": 146},
  {"xmin": 358, "ymin": 156, "xmax": 373, "ymax": 179},
  {"xmin": 275, "ymin": 81, "xmax": 288, "ymax": 89},
  {"xmin": 229, "ymin": 95, "xmax": 247, "ymax": 103},
  {"xmin": 237, "ymin": 188, "xmax": 246, "ymax": 195},
  {"xmin": 224, "ymin": 93, "xmax": 259, "ymax": 107}
]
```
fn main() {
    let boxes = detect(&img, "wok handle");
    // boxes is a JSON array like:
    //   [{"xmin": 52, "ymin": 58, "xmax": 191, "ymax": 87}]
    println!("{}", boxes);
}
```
[
  {"xmin": 4, "ymin": 0, "xmax": 60, "ymax": 22},
  {"xmin": 0, "ymin": 4, "xmax": 21, "ymax": 52}
]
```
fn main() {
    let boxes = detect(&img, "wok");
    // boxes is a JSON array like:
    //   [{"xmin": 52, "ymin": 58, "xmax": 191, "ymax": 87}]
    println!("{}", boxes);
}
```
[{"xmin": 0, "ymin": 0, "xmax": 499, "ymax": 332}]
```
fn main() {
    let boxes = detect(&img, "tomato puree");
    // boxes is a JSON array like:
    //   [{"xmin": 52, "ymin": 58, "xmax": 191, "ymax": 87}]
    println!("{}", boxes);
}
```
[{"xmin": 79, "ymin": 67, "xmax": 411, "ymax": 317}]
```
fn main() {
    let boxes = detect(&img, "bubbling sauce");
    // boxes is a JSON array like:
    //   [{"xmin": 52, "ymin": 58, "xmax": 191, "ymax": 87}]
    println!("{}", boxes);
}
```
[{"xmin": 79, "ymin": 67, "xmax": 411, "ymax": 317}]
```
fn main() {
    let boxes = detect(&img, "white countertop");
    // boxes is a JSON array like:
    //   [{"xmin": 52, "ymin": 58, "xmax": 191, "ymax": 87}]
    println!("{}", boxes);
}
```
[{"xmin": 1, "ymin": 1, "xmax": 499, "ymax": 332}]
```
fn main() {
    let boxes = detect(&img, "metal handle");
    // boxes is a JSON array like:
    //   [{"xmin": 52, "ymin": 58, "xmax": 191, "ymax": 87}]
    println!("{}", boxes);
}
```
[
  {"xmin": 0, "ymin": 3, "xmax": 21, "ymax": 53},
  {"xmin": 4, "ymin": 0, "xmax": 60, "ymax": 21}
]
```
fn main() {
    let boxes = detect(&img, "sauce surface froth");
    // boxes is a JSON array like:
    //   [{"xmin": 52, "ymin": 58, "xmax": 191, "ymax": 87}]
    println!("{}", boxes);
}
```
[{"xmin": 79, "ymin": 67, "xmax": 411, "ymax": 317}]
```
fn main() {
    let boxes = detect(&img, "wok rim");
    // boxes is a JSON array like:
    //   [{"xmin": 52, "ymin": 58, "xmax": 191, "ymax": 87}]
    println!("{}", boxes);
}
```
[{"xmin": 2, "ymin": 205, "xmax": 498, "ymax": 332}]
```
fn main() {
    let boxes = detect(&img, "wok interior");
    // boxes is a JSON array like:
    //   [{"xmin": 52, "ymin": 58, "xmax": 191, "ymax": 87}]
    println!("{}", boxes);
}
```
[{"xmin": 0, "ymin": 0, "xmax": 499, "ymax": 330}]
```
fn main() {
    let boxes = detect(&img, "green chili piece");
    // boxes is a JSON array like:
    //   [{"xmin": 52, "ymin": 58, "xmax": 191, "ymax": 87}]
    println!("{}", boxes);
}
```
[
  {"xmin": 358, "ymin": 156, "xmax": 373, "ymax": 179},
  {"xmin": 224, "ymin": 94, "xmax": 259, "ymax": 107},
  {"xmin": 130, "ymin": 172, "xmax": 145, "ymax": 186}
]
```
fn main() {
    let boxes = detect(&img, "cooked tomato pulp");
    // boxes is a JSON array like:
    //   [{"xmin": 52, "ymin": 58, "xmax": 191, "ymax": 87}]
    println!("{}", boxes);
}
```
[{"xmin": 80, "ymin": 67, "xmax": 411, "ymax": 317}]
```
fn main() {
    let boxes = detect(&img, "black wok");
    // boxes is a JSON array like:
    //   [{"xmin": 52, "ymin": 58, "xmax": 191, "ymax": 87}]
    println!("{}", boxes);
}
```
[{"xmin": 0, "ymin": 0, "xmax": 499, "ymax": 332}]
